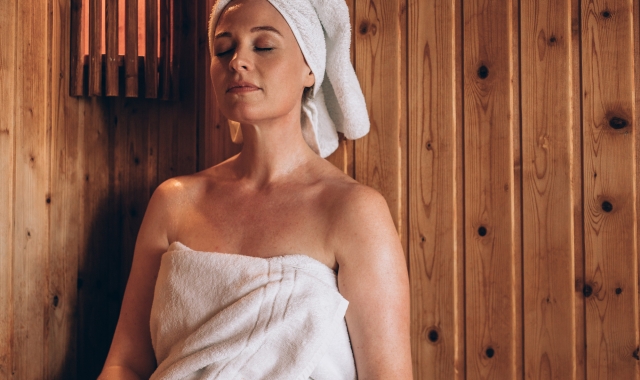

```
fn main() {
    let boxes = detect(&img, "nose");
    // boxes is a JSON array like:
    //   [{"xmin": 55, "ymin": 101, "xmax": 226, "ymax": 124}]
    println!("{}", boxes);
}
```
[{"xmin": 229, "ymin": 45, "xmax": 253, "ymax": 72}]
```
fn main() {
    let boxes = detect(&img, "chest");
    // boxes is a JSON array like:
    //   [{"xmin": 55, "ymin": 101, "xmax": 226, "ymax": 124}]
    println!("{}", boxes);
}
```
[{"xmin": 174, "ymin": 186, "xmax": 334, "ymax": 263}]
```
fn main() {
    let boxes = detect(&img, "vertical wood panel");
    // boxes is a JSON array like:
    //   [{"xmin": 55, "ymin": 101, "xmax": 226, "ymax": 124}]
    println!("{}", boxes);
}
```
[
  {"xmin": 145, "ymin": 0, "xmax": 158, "ymax": 98},
  {"xmin": 170, "ymin": 0, "xmax": 180, "ymax": 101},
  {"xmin": 581, "ymin": 1, "xmax": 640, "ymax": 378},
  {"xmin": 570, "ymin": 0, "xmax": 586, "ymax": 378},
  {"xmin": 76, "ymin": 98, "xmax": 111, "ymax": 379},
  {"xmin": 159, "ymin": 0, "xmax": 170, "ymax": 100},
  {"xmin": 13, "ymin": 0, "xmax": 50, "ymax": 378},
  {"xmin": 354, "ymin": 0, "xmax": 405, "ymax": 234},
  {"xmin": 89, "ymin": 0, "xmax": 103, "ymax": 95},
  {"xmin": 125, "ymin": 0, "xmax": 138, "ymax": 96},
  {"xmin": 70, "ymin": 0, "xmax": 84, "ymax": 96},
  {"xmin": 408, "ymin": 0, "xmax": 463, "ymax": 378},
  {"xmin": 48, "ymin": 0, "xmax": 81, "ymax": 377},
  {"xmin": 463, "ymin": 0, "xmax": 521, "ymax": 378},
  {"xmin": 106, "ymin": 0, "xmax": 118, "ymax": 96},
  {"xmin": 0, "ymin": 0, "xmax": 16, "ymax": 376},
  {"xmin": 521, "ymin": 0, "xmax": 579, "ymax": 379}
]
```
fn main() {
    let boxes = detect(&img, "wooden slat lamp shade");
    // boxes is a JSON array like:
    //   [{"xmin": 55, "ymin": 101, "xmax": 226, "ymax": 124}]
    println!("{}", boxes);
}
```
[{"xmin": 70, "ymin": 0, "xmax": 179, "ymax": 99}]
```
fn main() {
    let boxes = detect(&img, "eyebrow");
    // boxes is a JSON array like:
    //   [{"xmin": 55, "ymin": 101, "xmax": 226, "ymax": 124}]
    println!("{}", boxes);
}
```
[{"xmin": 214, "ymin": 25, "xmax": 283, "ymax": 40}]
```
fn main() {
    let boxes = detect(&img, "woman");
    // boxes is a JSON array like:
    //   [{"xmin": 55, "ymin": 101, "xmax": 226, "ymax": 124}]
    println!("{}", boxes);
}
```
[{"xmin": 99, "ymin": 0, "xmax": 411, "ymax": 378}]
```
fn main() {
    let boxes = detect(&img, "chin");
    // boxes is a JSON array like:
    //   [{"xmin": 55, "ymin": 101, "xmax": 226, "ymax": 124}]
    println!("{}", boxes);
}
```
[{"xmin": 221, "ymin": 101, "xmax": 288, "ymax": 125}]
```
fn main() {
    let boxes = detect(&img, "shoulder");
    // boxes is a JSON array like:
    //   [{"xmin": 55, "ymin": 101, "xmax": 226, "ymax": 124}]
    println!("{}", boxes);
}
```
[
  {"xmin": 144, "ymin": 170, "xmax": 215, "ymax": 243},
  {"xmin": 324, "ymin": 180, "xmax": 398, "ymax": 262}
]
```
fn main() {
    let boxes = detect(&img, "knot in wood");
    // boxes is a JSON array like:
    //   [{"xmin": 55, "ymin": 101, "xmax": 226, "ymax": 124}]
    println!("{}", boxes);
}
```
[
  {"xmin": 609, "ymin": 117, "xmax": 627, "ymax": 129},
  {"xmin": 477, "ymin": 65, "xmax": 489, "ymax": 79},
  {"xmin": 485, "ymin": 347, "xmax": 495, "ymax": 358},
  {"xmin": 359, "ymin": 21, "xmax": 369, "ymax": 35},
  {"xmin": 478, "ymin": 226, "xmax": 487, "ymax": 237},
  {"xmin": 601, "ymin": 201, "xmax": 613, "ymax": 212},
  {"xmin": 427, "ymin": 328, "xmax": 439, "ymax": 343},
  {"xmin": 583, "ymin": 284, "xmax": 593, "ymax": 297}
]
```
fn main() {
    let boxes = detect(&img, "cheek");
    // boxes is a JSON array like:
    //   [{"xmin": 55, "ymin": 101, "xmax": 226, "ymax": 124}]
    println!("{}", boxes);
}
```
[{"xmin": 210, "ymin": 62, "xmax": 227, "ymax": 98}]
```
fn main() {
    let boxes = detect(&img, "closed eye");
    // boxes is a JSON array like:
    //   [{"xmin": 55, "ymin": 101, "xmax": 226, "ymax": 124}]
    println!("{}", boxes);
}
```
[{"xmin": 215, "ymin": 47, "xmax": 274, "ymax": 57}]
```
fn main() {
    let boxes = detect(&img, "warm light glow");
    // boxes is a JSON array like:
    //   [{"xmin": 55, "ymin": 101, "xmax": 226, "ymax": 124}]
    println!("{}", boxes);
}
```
[{"xmin": 81, "ymin": 0, "xmax": 159, "ymax": 58}]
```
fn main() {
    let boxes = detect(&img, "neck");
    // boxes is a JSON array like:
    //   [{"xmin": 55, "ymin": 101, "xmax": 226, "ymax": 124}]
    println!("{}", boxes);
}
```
[{"xmin": 231, "ymin": 109, "xmax": 318, "ymax": 188}]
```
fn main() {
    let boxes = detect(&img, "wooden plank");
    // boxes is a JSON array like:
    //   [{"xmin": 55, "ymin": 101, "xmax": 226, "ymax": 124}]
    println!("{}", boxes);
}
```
[
  {"xmin": 0, "ymin": 0, "xmax": 16, "ymax": 376},
  {"xmin": 47, "ymin": 0, "xmax": 82, "ymax": 377},
  {"xmin": 158, "ymin": 0, "xmax": 196, "ymax": 179},
  {"xmin": 581, "ymin": 0, "xmax": 639, "ymax": 378},
  {"xmin": 70, "ymin": 0, "xmax": 84, "ymax": 96},
  {"xmin": 159, "ymin": 0, "xmax": 170, "ymax": 100},
  {"xmin": 13, "ymin": 0, "xmax": 50, "ymax": 377},
  {"xmin": 106, "ymin": 0, "xmax": 119, "ymax": 96},
  {"xmin": 145, "ymin": 0, "xmax": 158, "ymax": 98},
  {"xmin": 354, "ymin": 0, "xmax": 404, "ymax": 233},
  {"xmin": 463, "ymin": 0, "xmax": 521, "ymax": 378},
  {"xmin": 570, "ymin": 0, "xmax": 586, "ymax": 377},
  {"xmin": 75, "ymin": 97, "xmax": 113, "ymax": 379},
  {"xmin": 521, "ymin": 0, "xmax": 579, "ymax": 379},
  {"xmin": 125, "ymin": 0, "xmax": 138, "ymax": 97},
  {"xmin": 89, "ymin": 0, "xmax": 103, "ymax": 95},
  {"xmin": 408, "ymin": 0, "xmax": 463, "ymax": 378},
  {"xmin": 170, "ymin": 0, "xmax": 180, "ymax": 101}
]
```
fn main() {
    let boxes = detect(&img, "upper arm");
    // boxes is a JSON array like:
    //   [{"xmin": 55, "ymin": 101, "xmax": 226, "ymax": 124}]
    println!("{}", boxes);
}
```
[
  {"xmin": 101, "ymin": 179, "xmax": 185, "ymax": 378},
  {"xmin": 329, "ymin": 186, "xmax": 412, "ymax": 379}
]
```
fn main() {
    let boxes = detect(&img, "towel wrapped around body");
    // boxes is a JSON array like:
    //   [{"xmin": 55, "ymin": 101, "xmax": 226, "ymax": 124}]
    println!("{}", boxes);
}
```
[{"xmin": 149, "ymin": 241, "xmax": 357, "ymax": 380}]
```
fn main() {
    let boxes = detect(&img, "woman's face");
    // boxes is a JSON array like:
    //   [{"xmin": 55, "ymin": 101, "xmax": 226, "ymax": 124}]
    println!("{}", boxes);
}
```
[{"xmin": 210, "ymin": 0, "xmax": 315, "ymax": 125}]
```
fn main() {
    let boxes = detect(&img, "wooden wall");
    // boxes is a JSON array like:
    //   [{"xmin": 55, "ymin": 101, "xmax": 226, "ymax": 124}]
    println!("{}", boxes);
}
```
[
  {"xmin": 1, "ymin": 0, "xmax": 639, "ymax": 379},
  {"xmin": 0, "ymin": 0, "xmax": 201, "ymax": 378}
]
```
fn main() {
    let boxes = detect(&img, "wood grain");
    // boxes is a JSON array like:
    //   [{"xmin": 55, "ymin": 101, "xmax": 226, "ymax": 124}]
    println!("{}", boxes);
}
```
[
  {"xmin": 581, "ymin": 1, "xmax": 639, "ymax": 378},
  {"xmin": 569, "ymin": 0, "xmax": 586, "ymax": 378},
  {"xmin": 13, "ymin": 0, "xmax": 50, "ymax": 377},
  {"xmin": 76, "ymin": 98, "xmax": 112, "ymax": 379},
  {"xmin": 407, "ymin": 0, "xmax": 463, "ymax": 378},
  {"xmin": 463, "ymin": 0, "xmax": 521, "ymax": 378},
  {"xmin": 0, "ymin": 0, "xmax": 16, "ymax": 376},
  {"xmin": 48, "ymin": 0, "xmax": 81, "ymax": 377},
  {"xmin": 106, "ymin": 0, "xmax": 119, "ymax": 96},
  {"xmin": 159, "ymin": 0, "xmax": 170, "ymax": 100},
  {"xmin": 354, "ymin": 0, "xmax": 405, "ymax": 235},
  {"xmin": 89, "ymin": 0, "xmax": 103, "ymax": 95},
  {"xmin": 521, "ymin": 0, "xmax": 579, "ymax": 379},
  {"xmin": 70, "ymin": 0, "xmax": 84, "ymax": 96},
  {"xmin": 125, "ymin": 0, "xmax": 138, "ymax": 96},
  {"xmin": 145, "ymin": 0, "xmax": 158, "ymax": 98}
]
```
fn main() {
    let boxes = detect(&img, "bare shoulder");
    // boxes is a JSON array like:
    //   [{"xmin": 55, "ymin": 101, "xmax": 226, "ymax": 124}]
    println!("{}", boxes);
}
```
[
  {"xmin": 323, "ymin": 177, "xmax": 398, "ymax": 260},
  {"xmin": 144, "ymin": 169, "xmax": 215, "ymax": 244}
]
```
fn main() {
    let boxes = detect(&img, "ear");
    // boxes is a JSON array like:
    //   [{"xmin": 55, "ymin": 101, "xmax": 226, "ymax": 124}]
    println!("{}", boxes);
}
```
[{"xmin": 303, "ymin": 67, "xmax": 315, "ymax": 88}]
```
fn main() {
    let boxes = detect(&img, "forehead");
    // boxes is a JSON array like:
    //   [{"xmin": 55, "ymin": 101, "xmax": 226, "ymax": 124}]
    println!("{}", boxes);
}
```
[{"xmin": 216, "ymin": 0, "xmax": 290, "ymax": 33}]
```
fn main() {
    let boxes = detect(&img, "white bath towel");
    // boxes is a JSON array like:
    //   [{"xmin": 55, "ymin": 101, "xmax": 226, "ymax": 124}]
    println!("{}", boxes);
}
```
[
  {"xmin": 149, "ymin": 242, "xmax": 357, "ymax": 380},
  {"xmin": 208, "ymin": 0, "xmax": 370, "ymax": 158}
]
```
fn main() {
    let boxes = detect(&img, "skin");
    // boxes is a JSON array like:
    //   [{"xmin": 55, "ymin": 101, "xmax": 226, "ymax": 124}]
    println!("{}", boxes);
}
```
[{"xmin": 98, "ymin": 0, "xmax": 412, "ymax": 379}]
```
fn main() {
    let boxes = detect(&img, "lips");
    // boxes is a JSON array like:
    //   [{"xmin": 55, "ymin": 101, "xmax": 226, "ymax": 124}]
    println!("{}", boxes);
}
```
[{"xmin": 226, "ymin": 80, "xmax": 260, "ymax": 93}]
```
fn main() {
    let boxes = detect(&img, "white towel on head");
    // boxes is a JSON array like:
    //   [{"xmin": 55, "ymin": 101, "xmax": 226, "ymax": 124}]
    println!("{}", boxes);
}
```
[{"xmin": 208, "ymin": 0, "xmax": 370, "ymax": 158}]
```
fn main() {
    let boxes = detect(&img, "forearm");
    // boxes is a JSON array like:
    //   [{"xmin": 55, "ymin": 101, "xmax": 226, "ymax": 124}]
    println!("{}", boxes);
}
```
[{"xmin": 97, "ymin": 365, "xmax": 144, "ymax": 380}]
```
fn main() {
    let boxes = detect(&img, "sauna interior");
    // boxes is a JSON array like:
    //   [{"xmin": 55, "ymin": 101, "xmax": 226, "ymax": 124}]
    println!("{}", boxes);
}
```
[{"xmin": 1, "ymin": 0, "xmax": 640, "ymax": 379}]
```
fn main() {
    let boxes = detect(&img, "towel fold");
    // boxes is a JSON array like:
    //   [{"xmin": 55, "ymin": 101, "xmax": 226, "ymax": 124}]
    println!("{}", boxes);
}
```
[{"xmin": 149, "ymin": 242, "xmax": 357, "ymax": 380}]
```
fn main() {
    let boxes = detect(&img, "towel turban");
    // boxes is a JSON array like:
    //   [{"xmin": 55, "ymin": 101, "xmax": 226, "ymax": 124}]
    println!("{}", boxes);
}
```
[{"xmin": 208, "ymin": 0, "xmax": 370, "ymax": 158}]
